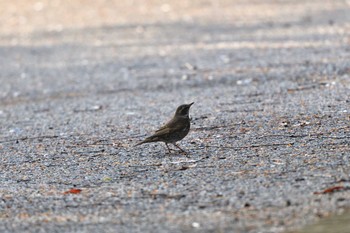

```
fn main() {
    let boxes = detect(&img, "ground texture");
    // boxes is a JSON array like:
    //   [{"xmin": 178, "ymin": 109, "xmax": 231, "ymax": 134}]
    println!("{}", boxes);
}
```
[{"xmin": 0, "ymin": 0, "xmax": 350, "ymax": 232}]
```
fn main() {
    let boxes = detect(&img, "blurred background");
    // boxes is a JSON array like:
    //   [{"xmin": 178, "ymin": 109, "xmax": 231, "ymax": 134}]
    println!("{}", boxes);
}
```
[{"xmin": 1, "ymin": 0, "xmax": 349, "ymax": 103}]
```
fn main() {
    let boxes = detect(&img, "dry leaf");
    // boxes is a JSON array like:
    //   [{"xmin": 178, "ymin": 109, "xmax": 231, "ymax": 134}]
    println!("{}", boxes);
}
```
[{"xmin": 63, "ymin": 188, "xmax": 82, "ymax": 194}]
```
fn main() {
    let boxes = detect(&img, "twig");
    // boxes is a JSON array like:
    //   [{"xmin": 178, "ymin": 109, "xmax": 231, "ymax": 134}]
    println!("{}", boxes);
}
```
[
  {"xmin": 205, "ymin": 142, "xmax": 294, "ymax": 150},
  {"xmin": 0, "ymin": 135, "xmax": 59, "ymax": 143},
  {"xmin": 287, "ymin": 82, "xmax": 327, "ymax": 92},
  {"xmin": 140, "ymin": 192, "xmax": 186, "ymax": 200},
  {"xmin": 258, "ymin": 133, "xmax": 324, "ymax": 139},
  {"xmin": 128, "ymin": 163, "xmax": 163, "ymax": 167},
  {"xmin": 220, "ymin": 100, "xmax": 263, "ymax": 105},
  {"xmin": 192, "ymin": 124, "xmax": 242, "ymax": 131},
  {"xmin": 258, "ymin": 134, "xmax": 350, "ymax": 140},
  {"xmin": 223, "ymin": 109, "xmax": 264, "ymax": 113},
  {"xmin": 168, "ymin": 158, "xmax": 206, "ymax": 164}
]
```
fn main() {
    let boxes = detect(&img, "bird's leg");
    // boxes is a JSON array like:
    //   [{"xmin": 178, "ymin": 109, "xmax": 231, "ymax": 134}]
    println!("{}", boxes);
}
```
[
  {"xmin": 173, "ymin": 143, "xmax": 187, "ymax": 154},
  {"xmin": 165, "ymin": 143, "xmax": 172, "ymax": 153}
]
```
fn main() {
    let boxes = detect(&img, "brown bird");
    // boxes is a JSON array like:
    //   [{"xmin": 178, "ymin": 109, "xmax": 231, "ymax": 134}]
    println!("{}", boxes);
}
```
[{"xmin": 135, "ymin": 102, "xmax": 194, "ymax": 153}]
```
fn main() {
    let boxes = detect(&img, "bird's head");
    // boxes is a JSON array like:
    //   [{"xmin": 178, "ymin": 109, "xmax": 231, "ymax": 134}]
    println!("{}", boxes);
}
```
[{"xmin": 175, "ymin": 102, "xmax": 194, "ymax": 118}]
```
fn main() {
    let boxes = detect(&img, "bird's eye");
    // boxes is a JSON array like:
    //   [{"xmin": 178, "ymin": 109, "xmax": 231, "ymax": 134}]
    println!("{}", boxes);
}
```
[{"xmin": 181, "ymin": 107, "xmax": 188, "ymax": 114}]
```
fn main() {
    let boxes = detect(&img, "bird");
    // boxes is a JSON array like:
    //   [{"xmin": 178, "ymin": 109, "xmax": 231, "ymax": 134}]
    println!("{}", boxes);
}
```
[{"xmin": 135, "ymin": 102, "xmax": 194, "ymax": 153}]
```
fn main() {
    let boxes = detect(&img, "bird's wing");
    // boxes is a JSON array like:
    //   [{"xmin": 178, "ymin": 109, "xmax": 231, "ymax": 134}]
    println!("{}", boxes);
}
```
[
  {"xmin": 153, "ymin": 118, "xmax": 184, "ymax": 136},
  {"xmin": 155, "ymin": 124, "xmax": 167, "ymax": 132},
  {"xmin": 152, "ymin": 127, "xmax": 171, "ymax": 137},
  {"xmin": 155, "ymin": 117, "xmax": 175, "ymax": 132}
]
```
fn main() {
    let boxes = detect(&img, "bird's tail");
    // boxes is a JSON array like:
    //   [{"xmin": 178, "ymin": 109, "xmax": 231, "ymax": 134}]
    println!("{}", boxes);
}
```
[
  {"xmin": 134, "ymin": 141, "xmax": 145, "ymax": 147},
  {"xmin": 134, "ymin": 136, "xmax": 157, "ymax": 147}
]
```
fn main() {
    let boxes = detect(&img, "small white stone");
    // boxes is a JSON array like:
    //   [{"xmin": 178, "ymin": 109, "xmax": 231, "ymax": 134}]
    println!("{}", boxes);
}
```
[{"xmin": 192, "ymin": 222, "xmax": 200, "ymax": 228}]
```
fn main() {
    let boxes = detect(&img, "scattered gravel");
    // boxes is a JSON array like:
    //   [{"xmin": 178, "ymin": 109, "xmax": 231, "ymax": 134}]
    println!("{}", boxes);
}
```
[{"xmin": 1, "ymin": 0, "xmax": 350, "ymax": 232}]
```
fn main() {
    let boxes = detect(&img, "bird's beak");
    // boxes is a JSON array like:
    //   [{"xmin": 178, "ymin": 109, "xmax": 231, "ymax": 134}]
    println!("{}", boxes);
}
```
[{"xmin": 189, "ymin": 102, "xmax": 194, "ymax": 107}]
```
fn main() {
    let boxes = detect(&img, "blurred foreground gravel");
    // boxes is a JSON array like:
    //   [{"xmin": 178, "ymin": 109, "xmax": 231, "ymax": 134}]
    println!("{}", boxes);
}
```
[{"xmin": 0, "ymin": 0, "xmax": 350, "ymax": 232}]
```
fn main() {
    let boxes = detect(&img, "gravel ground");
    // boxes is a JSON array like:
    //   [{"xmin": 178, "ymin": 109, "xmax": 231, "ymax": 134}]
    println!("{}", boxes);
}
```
[{"xmin": 1, "ymin": 0, "xmax": 350, "ymax": 232}]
